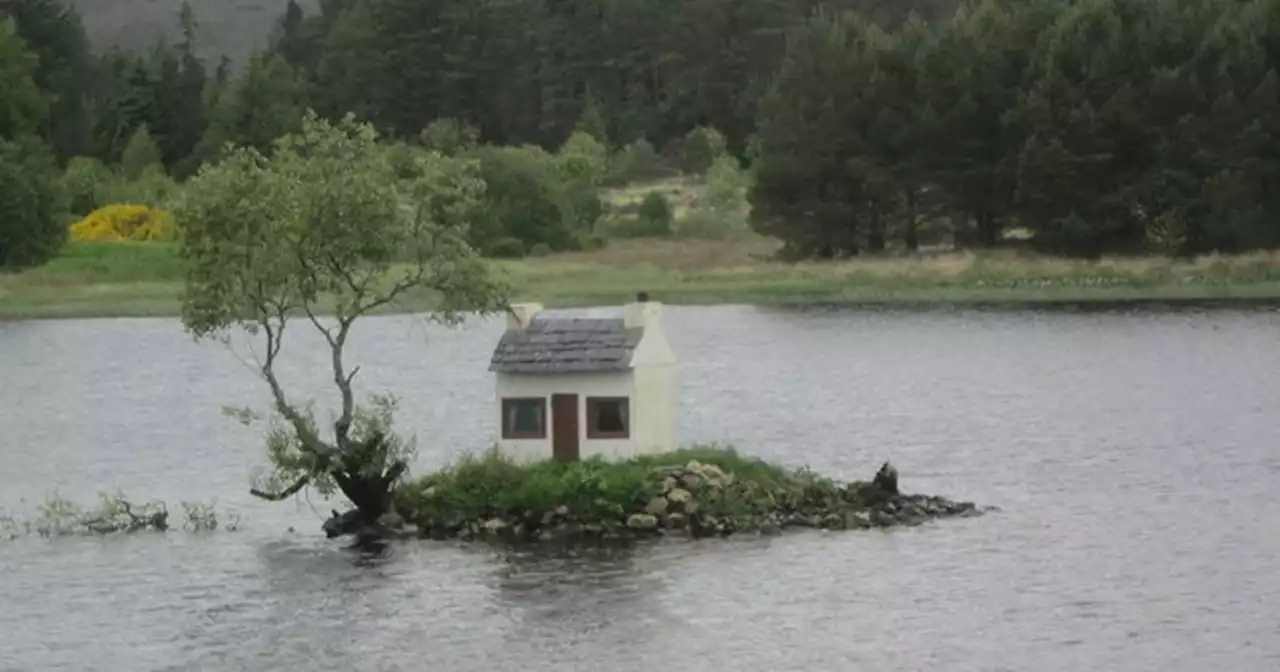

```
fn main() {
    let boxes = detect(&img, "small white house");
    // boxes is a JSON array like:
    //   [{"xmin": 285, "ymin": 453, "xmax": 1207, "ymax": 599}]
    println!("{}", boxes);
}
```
[{"xmin": 488, "ymin": 293, "xmax": 677, "ymax": 463}]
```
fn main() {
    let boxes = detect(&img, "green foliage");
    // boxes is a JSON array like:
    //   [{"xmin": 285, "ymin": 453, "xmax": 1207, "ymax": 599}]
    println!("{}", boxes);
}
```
[
  {"xmin": 391, "ymin": 444, "xmax": 921, "ymax": 537},
  {"xmin": 60, "ymin": 155, "xmax": 114, "ymax": 215},
  {"xmin": 555, "ymin": 131, "xmax": 609, "ymax": 187},
  {"xmin": 119, "ymin": 124, "xmax": 164, "ymax": 179},
  {"xmin": 177, "ymin": 111, "xmax": 505, "ymax": 513},
  {"xmin": 675, "ymin": 126, "xmax": 728, "ymax": 175},
  {"xmin": 8, "ymin": 0, "xmax": 92, "ymax": 160},
  {"xmin": 636, "ymin": 192, "xmax": 674, "ymax": 234},
  {"xmin": 419, "ymin": 117, "xmax": 480, "ymax": 156},
  {"xmin": 488, "ymin": 236, "xmax": 525, "ymax": 259},
  {"xmin": 100, "ymin": 165, "xmax": 179, "ymax": 210},
  {"xmin": 608, "ymin": 139, "xmax": 667, "ymax": 184},
  {"xmin": 176, "ymin": 109, "xmax": 505, "ymax": 334},
  {"xmin": 198, "ymin": 52, "xmax": 307, "ymax": 159},
  {"xmin": 574, "ymin": 96, "xmax": 609, "ymax": 145},
  {"xmin": 397, "ymin": 447, "xmax": 657, "ymax": 523},
  {"xmin": 0, "ymin": 489, "xmax": 239, "ymax": 538},
  {"xmin": 470, "ymin": 143, "xmax": 602, "ymax": 253},
  {"xmin": 0, "ymin": 136, "xmax": 64, "ymax": 269},
  {"xmin": 0, "ymin": 17, "xmax": 48, "ymax": 140}
]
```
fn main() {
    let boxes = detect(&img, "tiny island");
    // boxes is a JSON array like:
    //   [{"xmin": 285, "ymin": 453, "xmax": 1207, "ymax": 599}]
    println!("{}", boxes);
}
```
[{"xmin": 322, "ymin": 294, "xmax": 986, "ymax": 545}]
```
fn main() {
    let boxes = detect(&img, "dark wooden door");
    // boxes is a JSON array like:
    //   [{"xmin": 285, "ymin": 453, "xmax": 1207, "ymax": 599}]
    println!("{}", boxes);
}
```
[{"xmin": 551, "ymin": 394, "xmax": 580, "ymax": 462}]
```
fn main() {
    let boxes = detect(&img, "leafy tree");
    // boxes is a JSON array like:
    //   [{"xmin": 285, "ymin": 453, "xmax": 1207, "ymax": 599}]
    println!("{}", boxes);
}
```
[
  {"xmin": 0, "ymin": 16, "xmax": 47, "ymax": 140},
  {"xmin": 198, "ymin": 52, "xmax": 307, "ymax": 157},
  {"xmin": 8, "ymin": 0, "xmax": 92, "ymax": 160},
  {"xmin": 608, "ymin": 138, "xmax": 666, "ymax": 184},
  {"xmin": 675, "ymin": 125, "xmax": 728, "ymax": 176},
  {"xmin": 749, "ymin": 10, "xmax": 899, "ymax": 257},
  {"xmin": 119, "ymin": 123, "xmax": 162, "ymax": 178},
  {"xmin": 419, "ymin": 117, "xmax": 480, "ymax": 156},
  {"xmin": 555, "ymin": 130, "xmax": 609, "ymax": 186},
  {"xmin": 174, "ymin": 111, "xmax": 507, "ymax": 536},
  {"xmin": 60, "ymin": 154, "xmax": 113, "ymax": 214},
  {"xmin": 469, "ymin": 144, "xmax": 596, "ymax": 252},
  {"xmin": 635, "ymin": 191, "xmax": 674, "ymax": 236},
  {"xmin": 0, "ymin": 136, "xmax": 63, "ymax": 269}
]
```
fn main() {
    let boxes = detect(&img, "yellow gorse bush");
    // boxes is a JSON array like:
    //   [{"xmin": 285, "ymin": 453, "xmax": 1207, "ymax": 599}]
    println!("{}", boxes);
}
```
[{"xmin": 69, "ymin": 204, "xmax": 177, "ymax": 242}]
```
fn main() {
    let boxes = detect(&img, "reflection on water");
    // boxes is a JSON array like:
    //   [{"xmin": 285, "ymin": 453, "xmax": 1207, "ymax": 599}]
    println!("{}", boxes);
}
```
[{"xmin": 3, "ymin": 305, "xmax": 1280, "ymax": 671}]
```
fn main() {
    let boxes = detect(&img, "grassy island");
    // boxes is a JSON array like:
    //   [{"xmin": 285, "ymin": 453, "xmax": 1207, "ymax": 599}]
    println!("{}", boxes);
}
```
[{"xmin": 380, "ymin": 447, "xmax": 984, "ymax": 543}]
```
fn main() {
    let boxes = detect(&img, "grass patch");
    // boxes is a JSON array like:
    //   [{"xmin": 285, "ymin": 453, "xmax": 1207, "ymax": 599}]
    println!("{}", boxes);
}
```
[
  {"xmin": 6, "ymin": 240, "xmax": 1280, "ymax": 319},
  {"xmin": 392, "ymin": 445, "xmax": 978, "ymax": 542}
]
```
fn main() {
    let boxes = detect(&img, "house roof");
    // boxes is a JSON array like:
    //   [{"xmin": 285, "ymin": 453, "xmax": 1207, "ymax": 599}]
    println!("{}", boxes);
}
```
[{"xmin": 489, "ymin": 315, "xmax": 643, "ymax": 374}]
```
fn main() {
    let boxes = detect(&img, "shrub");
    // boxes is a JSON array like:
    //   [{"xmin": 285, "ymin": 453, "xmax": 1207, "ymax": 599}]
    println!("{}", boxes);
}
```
[
  {"xmin": 0, "ymin": 137, "xmax": 63, "ymax": 269},
  {"xmin": 635, "ymin": 192, "xmax": 674, "ymax": 235},
  {"xmin": 119, "ymin": 124, "xmax": 163, "ymax": 179},
  {"xmin": 419, "ymin": 118, "xmax": 480, "ymax": 156},
  {"xmin": 528, "ymin": 242, "xmax": 553, "ymax": 257},
  {"xmin": 470, "ymin": 144, "xmax": 601, "ymax": 253},
  {"xmin": 676, "ymin": 210, "xmax": 741, "ymax": 240},
  {"xmin": 608, "ymin": 139, "xmax": 667, "ymax": 184},
  {"xmin": 675, "ymin": 126, "xmax": 728, "ymax": 175},
  {"xmin": 100, "ymin": 165, "xmax": 179, "ymax": 210},
  {"xmin": 577, "ymin": 231, "xmax": 608, "ymax": 251},
  {"xmin": 703, "ymin": 155, "xmax": 752, "ymax": 211},
  {"xmin": 555, "ymin": 130, "xmax": 609, "ymax": 187},
  {"xmin": 487, "ymin": 236, "xmax": 525, "ymax": 259},
  {"xmin": 69, "ymin": 204, "xmax": 177, "ymax": 242},
  {"xmin": 61, "ymin": 156, "xmax": 115, "ymax": 216},
  {"xmin": 676, "ymin": 156, "xmax": 752, "ymax": 239}
]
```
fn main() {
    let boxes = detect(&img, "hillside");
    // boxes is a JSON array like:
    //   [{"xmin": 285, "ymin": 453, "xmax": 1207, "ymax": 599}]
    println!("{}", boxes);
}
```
[{"xmin": 68, "ymin": 0, "xmax": 317, "ymax": 63}]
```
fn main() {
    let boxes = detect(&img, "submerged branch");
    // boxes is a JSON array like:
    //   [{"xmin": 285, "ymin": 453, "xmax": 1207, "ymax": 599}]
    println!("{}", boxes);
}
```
[{"xmin": 250, "ymin": 475, "xmax": 312, "ymax": 502}]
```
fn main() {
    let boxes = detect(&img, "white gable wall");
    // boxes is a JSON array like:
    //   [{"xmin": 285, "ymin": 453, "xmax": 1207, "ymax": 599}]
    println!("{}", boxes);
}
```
[
  {"xmin": 494, "ymin": 371, "xmax": 635, "ymax": 463},
  {"xmin": 630, "ymin": 362, "xmax": 675, "ymax": 454}
]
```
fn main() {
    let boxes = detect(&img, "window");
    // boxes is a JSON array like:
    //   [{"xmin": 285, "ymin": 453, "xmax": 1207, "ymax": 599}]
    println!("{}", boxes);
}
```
[
  {"xmin": 502, "ymin": 398, "xmax": 546, "ymax": 439},
  {"xmin": 587, "ymin": 397, "xmax": 630, "ymax": 439}
]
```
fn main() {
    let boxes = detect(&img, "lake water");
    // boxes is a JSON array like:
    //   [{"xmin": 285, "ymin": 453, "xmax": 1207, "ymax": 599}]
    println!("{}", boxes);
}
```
[{"xmin": 2, "ymin": 304, "xmax": 1280, "ymax": 671}]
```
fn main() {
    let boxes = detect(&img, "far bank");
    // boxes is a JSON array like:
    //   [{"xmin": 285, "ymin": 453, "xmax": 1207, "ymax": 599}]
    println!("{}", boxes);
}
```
[{"xmin": 4, "ymin": 239, "xmax": 1280, "ymax": 320}]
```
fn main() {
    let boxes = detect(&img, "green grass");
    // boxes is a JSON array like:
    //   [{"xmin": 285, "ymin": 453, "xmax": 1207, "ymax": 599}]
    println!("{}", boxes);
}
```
[
  {"xmin": 395, "ymin": 444, "xmax": 794, "ymax": 525},
  {"xmin": 6, "ymin": 239, "xmax": 1280, "ymax": 319}
]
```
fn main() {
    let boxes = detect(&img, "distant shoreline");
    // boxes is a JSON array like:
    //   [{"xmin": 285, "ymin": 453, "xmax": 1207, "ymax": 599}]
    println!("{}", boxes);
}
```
[{"xmin": 4, "ymin": 240, "xmax": 1280, "ymax": 320}]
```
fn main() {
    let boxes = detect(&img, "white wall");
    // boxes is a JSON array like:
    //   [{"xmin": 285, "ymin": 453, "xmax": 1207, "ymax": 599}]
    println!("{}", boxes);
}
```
[
  {"xmin": 631, "ymin": 362, "xmax": 676, "ymax": 454},
  {"xmin": 494, "ymin": 371, "xmax": 636, "ymax": 463},
  {"xmin": 629, "ymin": 304, "xmax": 677, "ymax": 454}
]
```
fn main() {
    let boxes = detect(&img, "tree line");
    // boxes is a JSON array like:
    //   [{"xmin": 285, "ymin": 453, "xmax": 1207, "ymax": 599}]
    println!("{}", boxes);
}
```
[{"xmin": 4, "ymin": 0, "xmax": 1280, "ymax": 269}]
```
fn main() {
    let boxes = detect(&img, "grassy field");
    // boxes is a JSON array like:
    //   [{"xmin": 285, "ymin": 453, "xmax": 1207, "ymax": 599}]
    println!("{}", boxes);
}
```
[{"xmin": 5, "ymin": 239, "xmax": 1280, "ymax": 320}]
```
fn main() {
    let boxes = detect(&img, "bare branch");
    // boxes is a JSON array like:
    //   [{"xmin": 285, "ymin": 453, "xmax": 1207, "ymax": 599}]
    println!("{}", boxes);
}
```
[
  {"xmin": 253, "ymin": 294, "xmax": 333, "ymax": 459},
  {"xmin": 331, "ymin": 318, "xmax": 356, "ymax": 448},
  {"xmin": 250, "ymin": 475, "xmax": 312, "ymax": 501}
]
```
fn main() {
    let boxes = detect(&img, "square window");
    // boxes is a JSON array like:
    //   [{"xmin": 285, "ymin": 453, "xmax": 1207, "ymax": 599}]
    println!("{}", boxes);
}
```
[
  {"xmin": 587, "ymin": 397, "xmax": 630, "ymax": 439},
  {"xmin": 502, "ymin": 398, "xmax": 546, "ymax": 439}
]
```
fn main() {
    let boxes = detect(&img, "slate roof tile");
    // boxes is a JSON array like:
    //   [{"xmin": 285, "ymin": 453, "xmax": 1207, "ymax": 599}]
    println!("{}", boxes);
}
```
[{"xmin": 489, "ymin": 316, "xmax": 642, "ymax": 373}]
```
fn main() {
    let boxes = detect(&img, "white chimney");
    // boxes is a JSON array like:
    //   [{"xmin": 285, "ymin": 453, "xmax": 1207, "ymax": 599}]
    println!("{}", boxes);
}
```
[
  {"xmin": 624, "ymin": 292, "xmax": 661, "ymax": 329},
  {"xmin": 506, "ymin": 302, "xmax": 543, "ymax": 330}
]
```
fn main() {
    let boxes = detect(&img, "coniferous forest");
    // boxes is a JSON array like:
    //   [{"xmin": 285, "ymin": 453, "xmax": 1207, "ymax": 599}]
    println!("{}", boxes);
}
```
[{"xmin": 4, "ymin": 0, "xmax": 1280, "ymax": 269}]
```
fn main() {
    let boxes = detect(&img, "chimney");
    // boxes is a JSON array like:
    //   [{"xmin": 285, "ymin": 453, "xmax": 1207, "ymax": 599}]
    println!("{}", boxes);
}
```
[
  {"xmin": 506, "ymin": 302, "xmax": 543, "ymax": 330},
  {"xmin": 624, "ymin": 292, "xmax": 661, "ymax": 329}
]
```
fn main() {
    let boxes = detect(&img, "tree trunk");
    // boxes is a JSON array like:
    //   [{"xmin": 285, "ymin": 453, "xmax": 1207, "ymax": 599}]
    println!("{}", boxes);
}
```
[
  {"xmin": 976, "ymin": 211, "xmax": 999, "ymax": 247},
  {"xmin": 904, "ymin": 188, "xmax": 919, "ymax": 252},
  {"xmin": 320, "ymin": 432, "xmax": 407, "ymax": 539},
  {"xmin": 867, "ymin": 208, "xmax": 886, "ymax": 253}
]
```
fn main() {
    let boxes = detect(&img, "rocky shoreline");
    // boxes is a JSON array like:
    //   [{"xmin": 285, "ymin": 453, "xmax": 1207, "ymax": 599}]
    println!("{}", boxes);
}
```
[{"xmin": 387, "ymin": 458, "xmax": 988, "ymax": 544}]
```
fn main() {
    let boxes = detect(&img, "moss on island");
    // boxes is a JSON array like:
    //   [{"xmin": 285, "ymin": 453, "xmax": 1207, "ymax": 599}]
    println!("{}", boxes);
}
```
[{"xmin": 383, "ymin": 446, "xmax": 985, "ymax": 543}]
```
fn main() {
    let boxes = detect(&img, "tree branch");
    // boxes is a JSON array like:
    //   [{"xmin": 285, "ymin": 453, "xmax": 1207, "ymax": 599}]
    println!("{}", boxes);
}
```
[
  {"xmin": 254, "ymin": 295, "xmax": 333, "ymax": 458},
  {"xmin": 331, "ymin": 318, "xmax": 356, "ymax": 449},
  {"xmin": 250, "ymin": 475, "xmax": 312, "ymax": 501}
]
